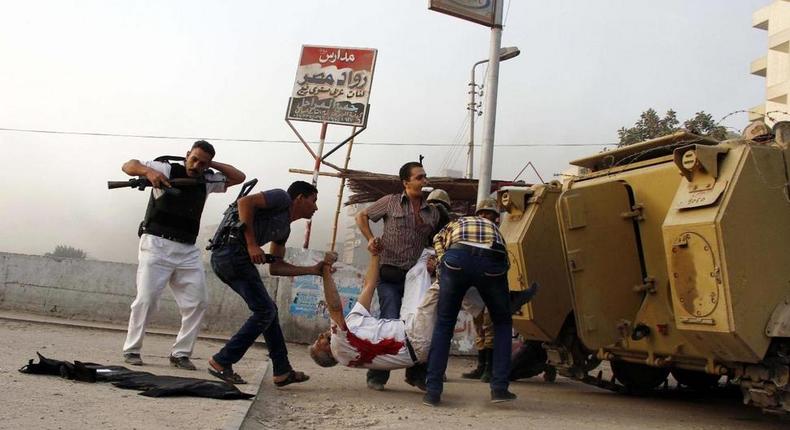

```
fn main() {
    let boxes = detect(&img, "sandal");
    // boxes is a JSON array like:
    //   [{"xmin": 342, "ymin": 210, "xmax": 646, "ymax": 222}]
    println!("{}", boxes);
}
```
[
  {"xmin": 208, "ymin": 359, "xmax": 247, "ymax": 385},
  {"xmin": 274, "ymin": 370, "xmax": 309, "ymax": 387}
]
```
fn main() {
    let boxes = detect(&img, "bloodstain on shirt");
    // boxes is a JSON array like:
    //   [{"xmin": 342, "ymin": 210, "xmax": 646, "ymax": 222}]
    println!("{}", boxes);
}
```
[{"xmin": 345, "ymin": 330, "xmax": 404, "ymax": 367}]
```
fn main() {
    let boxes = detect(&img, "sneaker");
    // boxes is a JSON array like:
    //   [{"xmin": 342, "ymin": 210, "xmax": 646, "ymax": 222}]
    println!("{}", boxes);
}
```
[
  {"xmin": 367, "ymin": 380, "xmax": 385, "ymax": 391},
  {"xmin": 169, "ymin": 355, "xmax": 197, "ymax": 370},
  {"xmin": 422, "ymin": 392, "xmax": 440, "ymax": 407},
  {"xmin": 123, "ymin": 353, "xmax": 143, "ymax": 366},
  {"xmin": 490, "ymin": 389, "xmax": 517, "ymax": 403}
]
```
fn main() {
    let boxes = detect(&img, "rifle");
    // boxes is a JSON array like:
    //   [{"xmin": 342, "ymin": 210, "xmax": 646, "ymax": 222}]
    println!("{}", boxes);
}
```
[
  {"xmin": 206, "ymin": 178, "xmax": 260, "ymax": 251},
  {"xmin": 107, "ymin": 177, "xmax": 226, "ymax": 196}
]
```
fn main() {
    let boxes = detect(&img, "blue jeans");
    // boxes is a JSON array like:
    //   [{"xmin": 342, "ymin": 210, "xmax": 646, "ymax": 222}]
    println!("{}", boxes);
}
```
[
  {"xmin": 425, "ymin": 248, "xmax": 512, "ymax": 396},
  {"xmin": 366, "ymin": 278, "xmax": 405, "ymax": 385},
  {"xmin": 211, "ymin": 243, "xmax": 292, "ymax": 377}
]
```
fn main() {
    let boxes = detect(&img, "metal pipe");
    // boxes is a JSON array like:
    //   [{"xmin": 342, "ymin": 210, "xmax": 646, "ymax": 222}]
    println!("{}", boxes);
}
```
[
  {"xmin": 286, "ymin": 119, "xmax": 317, "ymax": 159},
  {"xmin": 476, "ymin": 1, "xmax": 504, "ymax": 204},
  {"xmin": 330, "ymin": 127, "xmax": 356, "ymax": 252},
  {"xmin": 303, "ymin": 122, "xmax": 328, "ymax": 249}
]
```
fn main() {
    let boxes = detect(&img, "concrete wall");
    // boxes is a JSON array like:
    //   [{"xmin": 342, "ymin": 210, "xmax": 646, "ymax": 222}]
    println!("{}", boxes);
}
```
[
  {"xmin": 0, "ymin": 252, "xmax": 269, "ymax": 336},
  {"xmin": 0, "ymin": 251, "xmax": 477, "ymax": 354}
]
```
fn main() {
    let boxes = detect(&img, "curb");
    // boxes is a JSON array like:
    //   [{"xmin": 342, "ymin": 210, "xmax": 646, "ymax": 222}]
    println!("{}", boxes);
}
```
[
  {"xmin": 225, "ymin": 361, "xmax": 271, "ymax": 430},
  {"xmin": 0, "ymin": 310, "xmax": 263, "ymax": 344},
  {"xmin": 237, "ymin": 361, "xmax": 274, "ymax": 430}
]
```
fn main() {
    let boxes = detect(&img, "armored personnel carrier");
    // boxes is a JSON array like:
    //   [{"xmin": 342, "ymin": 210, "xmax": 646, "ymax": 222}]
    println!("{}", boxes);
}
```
[{"xmin": 501, "ymin": 125, "xmax": 790, "ymax": 413}]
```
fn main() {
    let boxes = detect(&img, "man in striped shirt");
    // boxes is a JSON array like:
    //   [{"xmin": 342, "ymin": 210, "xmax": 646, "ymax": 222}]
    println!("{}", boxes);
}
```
[
  {"xmin": 423, "ymin": 198, "xmax": 517, "ymax": 406},
  {"xmin": 355, "ymin": 162, "xmax": 439, "ymax": 390}
]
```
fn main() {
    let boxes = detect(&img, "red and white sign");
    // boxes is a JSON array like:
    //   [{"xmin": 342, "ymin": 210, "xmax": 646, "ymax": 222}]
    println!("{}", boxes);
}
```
[{"xmin": 286, "ymin": 45, "xmax": 378, "ymax": 127}]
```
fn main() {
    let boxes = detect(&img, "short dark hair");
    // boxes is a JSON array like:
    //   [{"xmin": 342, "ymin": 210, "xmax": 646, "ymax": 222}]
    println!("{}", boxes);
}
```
[
  {"xmin": 287, "ymin": 180, "xmax": 318, "ymax": 199},
  {"xmin": 399, "ymin": 162, "xmax": 423, "ymax": 181},
  {"xmin": 191, "ymin": 140, "xmax": 215, "ymax": 158},
  {"xmin": 309, "ymin": 344, "xmax": 338, "ymax": 368}
]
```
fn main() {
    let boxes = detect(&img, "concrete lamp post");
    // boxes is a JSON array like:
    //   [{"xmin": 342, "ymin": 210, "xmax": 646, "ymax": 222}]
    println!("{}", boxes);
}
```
[{"xmin": 466, "ymin": 46, "xmax": 520, "ymax": 179}]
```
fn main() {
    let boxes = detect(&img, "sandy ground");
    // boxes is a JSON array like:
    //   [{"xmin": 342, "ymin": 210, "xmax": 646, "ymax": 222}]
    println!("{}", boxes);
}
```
[
  {"xmin": 243, "ymin": 346, "xmax": 790, "ymax": 430},
  {"xmin": 0, "ymin": 316, "xmax": 268, "ymax": 430}
]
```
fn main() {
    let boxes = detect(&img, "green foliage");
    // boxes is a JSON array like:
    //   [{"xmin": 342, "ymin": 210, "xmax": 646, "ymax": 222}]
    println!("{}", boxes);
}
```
[
  {"xmin": 617, "ymin": 109, "xmax": 729, "ymax": 147},
  {"xmin": 45, "ymin": 245, "xmax": 87, "ymax": 259},
  {"xmin": 682, "ymin": 111, "xmax": 729, "ymax": 141}
]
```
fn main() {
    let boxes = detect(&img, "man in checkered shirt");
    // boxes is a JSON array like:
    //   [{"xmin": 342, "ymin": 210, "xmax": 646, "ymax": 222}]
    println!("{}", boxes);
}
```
[{"xmin": 423, "ymin": 198, "xmax": 517, "ymax": 406}]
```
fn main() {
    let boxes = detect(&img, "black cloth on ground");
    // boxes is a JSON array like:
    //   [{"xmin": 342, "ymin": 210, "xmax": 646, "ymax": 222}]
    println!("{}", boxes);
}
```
[{"xmin": 18, "ymin": 352, "xmax": 254, "ymax": 400}]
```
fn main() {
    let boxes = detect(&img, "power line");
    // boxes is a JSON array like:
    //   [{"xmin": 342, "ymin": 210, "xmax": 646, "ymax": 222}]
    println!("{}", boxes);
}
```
[{"xmin": 0, "ymin": 126, "xmax": 612, "ymax": 147}]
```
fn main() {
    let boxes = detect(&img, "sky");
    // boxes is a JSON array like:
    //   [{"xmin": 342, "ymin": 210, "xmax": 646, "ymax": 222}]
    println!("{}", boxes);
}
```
[{"xmin": 0, "ymin": 0, "xmax": 771, "ymax": 263}]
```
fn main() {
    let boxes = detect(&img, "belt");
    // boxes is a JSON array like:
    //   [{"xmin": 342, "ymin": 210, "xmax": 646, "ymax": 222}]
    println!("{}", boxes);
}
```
[
  {"xmin": 404, "ymin": 336, "xmax": 418, "ymax": 364},
  {"xmin": 144, "ymin": 231, "xmax": 195, "ymax": 245},
  {"xmin": 448, "ymin": 243, "xmax": 506, "ymax": 260}
]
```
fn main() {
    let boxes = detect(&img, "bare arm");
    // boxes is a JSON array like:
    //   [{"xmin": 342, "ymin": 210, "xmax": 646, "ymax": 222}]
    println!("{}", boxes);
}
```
[
  {"xmin": 237, "ymin": 193, "xmax": 269, "ymax": 264},
  {"xmin": 121, "ymin": 159, "xmax": 171, "ymax": 188},
  {"xmin": 210, "ymin": 160, "xmax": 246, "ymax": 188},
  {"xmin": 355, "ymin": 209, "xmax": 382, "ymax": 255},
  {"xmin": 268, "ymin": 242, "xmax": 323, "ymax": 276},
  {"xmin": 321, "ymin": 262, "xmax": 347, "ymax": 331},
  {"xmin": 355, "ymin": 255, "xmax": 380, "ymax": 312}
]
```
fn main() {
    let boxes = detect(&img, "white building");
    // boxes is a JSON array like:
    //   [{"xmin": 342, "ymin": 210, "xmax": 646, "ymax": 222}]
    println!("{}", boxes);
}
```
[{"xmin": 750, "ymin": 0, "xmax": 790, "ymax": 126}]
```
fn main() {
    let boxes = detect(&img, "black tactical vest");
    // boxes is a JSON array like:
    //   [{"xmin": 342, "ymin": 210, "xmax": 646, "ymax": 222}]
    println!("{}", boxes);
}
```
[{"xmin": 139, "ymin": 162, "xmax": 208, "ymax": 245}]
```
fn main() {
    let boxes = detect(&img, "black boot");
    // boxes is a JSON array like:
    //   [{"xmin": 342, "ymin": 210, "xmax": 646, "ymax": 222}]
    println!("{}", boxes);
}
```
[
  {"xmin": 462, "ymin": 350, "xmax": 487, "ymax": 379},
  {"xmin": 480, "ymin": 349, "xmax": 494, "ymax": 383}
]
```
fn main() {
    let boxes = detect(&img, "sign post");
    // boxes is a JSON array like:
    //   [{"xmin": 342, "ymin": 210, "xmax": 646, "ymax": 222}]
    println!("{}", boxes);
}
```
[{"xmin": 286, "ymin": 45, "xmax": 377, "ymax": 248}]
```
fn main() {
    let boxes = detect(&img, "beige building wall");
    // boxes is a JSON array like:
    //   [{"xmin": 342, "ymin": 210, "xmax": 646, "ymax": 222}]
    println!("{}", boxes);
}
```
[{"xmin": 750, "ymin": 1, "xmax": 790, "ymax": 125}]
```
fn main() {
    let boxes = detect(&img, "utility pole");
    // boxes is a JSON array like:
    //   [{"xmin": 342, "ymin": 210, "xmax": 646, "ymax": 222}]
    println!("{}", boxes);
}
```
[
  {"xmin": 467, "ymin": 61, "xmax": 486, "ymax": 179},
  {"xmin": 476, "ymin": 0, "xmax": 504, "ymax": 204}
]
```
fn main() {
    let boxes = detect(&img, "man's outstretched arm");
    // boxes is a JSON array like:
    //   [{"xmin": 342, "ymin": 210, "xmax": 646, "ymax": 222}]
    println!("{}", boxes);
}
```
[
  {"xmin": 269, "ymin": 242, "xmax": 324, "ymax": 276},
  {"xmin": 321, "ymin": 262, "xmax": 347, "ymax": 331},
  {"xmin": 355, "ymin": 255, "xmax": 380, "ymax": 313}
]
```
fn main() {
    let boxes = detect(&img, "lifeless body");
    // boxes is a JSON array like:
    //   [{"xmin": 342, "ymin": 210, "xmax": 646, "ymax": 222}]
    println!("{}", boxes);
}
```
[{"xmin": 309, "ymin": 255, "xmax": 483, "ymax": 370}]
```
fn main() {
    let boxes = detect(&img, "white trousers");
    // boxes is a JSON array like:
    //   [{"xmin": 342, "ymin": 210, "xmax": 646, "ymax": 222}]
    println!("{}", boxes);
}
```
[{"xmin": 122, "ymin": 234, "xmax": 208, "ymax": 358}]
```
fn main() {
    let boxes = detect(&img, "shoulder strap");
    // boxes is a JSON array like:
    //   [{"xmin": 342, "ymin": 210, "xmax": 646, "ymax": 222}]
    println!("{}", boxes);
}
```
[{"xmin": 153, "ymin": 155, "xmax": 185, "ymax": 163}]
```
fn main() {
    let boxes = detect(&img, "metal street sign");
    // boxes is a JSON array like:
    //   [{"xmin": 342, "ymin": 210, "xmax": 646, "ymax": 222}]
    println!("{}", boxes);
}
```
[
  {"xmin": 286, "ymin": 45, "xmax": 377, "ymax": 127},
  {"xmin": 429, "ymin": 0, "xmax": 498, "ymax": 27}
]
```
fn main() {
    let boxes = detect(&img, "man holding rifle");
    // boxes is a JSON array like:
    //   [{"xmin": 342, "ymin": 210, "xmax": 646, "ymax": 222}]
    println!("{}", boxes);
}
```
[{"xmin": 121, "ymin": 140, "xmax": 245, "ymax": 369}]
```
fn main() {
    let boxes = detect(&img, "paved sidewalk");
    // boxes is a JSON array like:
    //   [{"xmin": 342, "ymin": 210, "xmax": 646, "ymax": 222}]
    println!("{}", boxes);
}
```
[{"xmin": 0, "ymin": 312, "xmax": 269, "ymax": 430}]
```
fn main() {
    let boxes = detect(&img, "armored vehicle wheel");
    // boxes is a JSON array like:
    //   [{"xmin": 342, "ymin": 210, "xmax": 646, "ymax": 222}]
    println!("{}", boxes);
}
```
[
  {"xmin": 611, "ymin": 361, "xmax": 669, "ymax": 394},
  {"xmin": 671, "ymin": 368, "xmax": 720, "ymax": 390}
]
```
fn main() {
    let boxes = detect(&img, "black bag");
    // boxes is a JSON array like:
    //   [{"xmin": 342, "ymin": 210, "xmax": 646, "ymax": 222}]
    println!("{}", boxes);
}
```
[{"xmin": 379, "ymin": 264, "xmax": 407, "ymax": 284}]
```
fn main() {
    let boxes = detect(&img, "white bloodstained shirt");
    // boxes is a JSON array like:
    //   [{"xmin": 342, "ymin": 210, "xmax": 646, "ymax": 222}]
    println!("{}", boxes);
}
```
[{"xmin": 329, "ymin": 302, "xmax": 414, "ymax": 370}]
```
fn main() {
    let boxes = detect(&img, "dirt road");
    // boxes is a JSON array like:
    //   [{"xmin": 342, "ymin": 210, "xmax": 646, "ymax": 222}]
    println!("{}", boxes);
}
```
[
  {"xmin": 242, "ymin": 344, "xmax": 789, "ymax": 430},
  {"xmin": 1, "ymin": 315, "xmax": 787, "ymax": 430}
]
